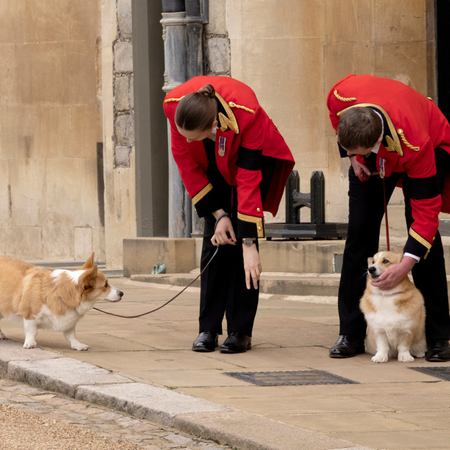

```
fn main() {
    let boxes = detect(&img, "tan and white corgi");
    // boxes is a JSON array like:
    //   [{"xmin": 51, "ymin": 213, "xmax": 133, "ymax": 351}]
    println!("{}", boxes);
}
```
[
  {"xmin": 0, "ymin": 253, "xmax": 123, "ymax": 351},
  {"xmin": 360, "ymin": 251, "xmax": 426, "ymax": 363}
]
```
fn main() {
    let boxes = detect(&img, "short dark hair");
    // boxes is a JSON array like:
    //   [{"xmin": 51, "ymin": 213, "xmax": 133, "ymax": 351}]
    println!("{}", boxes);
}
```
[
  {"xmin": 337, "ymin": 107, "xmax": 382, "ymax": 150},
  {"xmin": 175, "ymin": 84, "xmax": 218, "ymax": 131}
]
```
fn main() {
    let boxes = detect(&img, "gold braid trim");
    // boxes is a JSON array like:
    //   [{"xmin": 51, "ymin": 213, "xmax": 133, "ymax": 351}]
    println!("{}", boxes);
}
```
[
  {"xmin": 164, "ymin": 96, "xmax": 185, "ymax": 103},
  {"xmin": 409, "ymin": 228, "xmax": 432, "ymax": 259},
  {"xmin": 333, "ymin": 90, "xmax": 357, "ymax": 102},
  {"xmin": 237, "ymin": 212, "xmax": 265, "ymax": 238},
  {"xmin": 228, "ymin": 102, "xmax": 255, "ymax": 114},
  {"xmin": 192, "ymin": 183, "xmax": 213, "ymax": 205},
  {"xmin": 397, "ymin": 129, "xmax": 420, "ymax": 152}
]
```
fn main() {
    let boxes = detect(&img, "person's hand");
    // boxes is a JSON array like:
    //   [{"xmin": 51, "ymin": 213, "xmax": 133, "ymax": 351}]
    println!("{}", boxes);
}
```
[
  {"xmin": 349, "ymin": 155, "xmax": 378, "ymax": 180},
  {"xmin": 243, "ymin": 243, "xmax": 262, "ymax": 289},
  {"xmin": 211, "ymin": 211, "xmax": 236, "ymax": 246},
  {"xmin": 370, "ymin": 255, "xmax": 417, "ymax": 290}
]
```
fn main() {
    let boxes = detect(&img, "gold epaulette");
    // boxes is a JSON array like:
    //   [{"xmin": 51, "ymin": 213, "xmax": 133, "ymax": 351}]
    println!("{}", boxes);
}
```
[
  {"xmin": 397, "ymin": 129, "xmax": 420, "ymax": 152},
  {"xmin": 164, "ymin": 96, "xmax": 185, "ymax": 103},
  {"xmin": 333, "ymin": 90, "xmax": 357, "ymax": 102},
  {"xmin": 228, "ymin": 102, "xmax": 255, "ymax": 114}
]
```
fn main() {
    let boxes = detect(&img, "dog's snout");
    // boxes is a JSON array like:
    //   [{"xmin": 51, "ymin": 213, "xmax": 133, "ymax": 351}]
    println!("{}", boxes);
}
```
[
  {"xmin": 118, "ymin": 290, "xmax": 124, "ymax": 298},
  {"xmin": 368, "ymin": 266, "xmax": 377, "ymax": 274}
]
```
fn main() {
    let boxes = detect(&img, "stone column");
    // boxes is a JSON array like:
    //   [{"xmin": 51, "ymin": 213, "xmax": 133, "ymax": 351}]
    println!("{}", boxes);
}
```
[{"xmin": 161, "ymin": 10, "xmax": 192, "ymax": 238}]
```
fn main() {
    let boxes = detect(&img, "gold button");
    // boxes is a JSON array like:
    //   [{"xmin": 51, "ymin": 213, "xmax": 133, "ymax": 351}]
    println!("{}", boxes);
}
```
[{"xmin": 257, "ymin": 208, "xmax": 261, "ymax": 212}]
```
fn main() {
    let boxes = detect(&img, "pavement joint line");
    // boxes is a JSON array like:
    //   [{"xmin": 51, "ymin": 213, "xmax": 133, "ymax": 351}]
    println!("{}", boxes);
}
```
[{"xmin": 0, "ymin": 339, "xmax": 373, "ymax": 450}]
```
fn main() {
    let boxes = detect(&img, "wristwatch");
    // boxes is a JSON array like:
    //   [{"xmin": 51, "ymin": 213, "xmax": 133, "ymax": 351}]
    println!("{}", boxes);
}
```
[{"xmin": 243, "ymin": 238, "xmax": 256, "ymax": 247}]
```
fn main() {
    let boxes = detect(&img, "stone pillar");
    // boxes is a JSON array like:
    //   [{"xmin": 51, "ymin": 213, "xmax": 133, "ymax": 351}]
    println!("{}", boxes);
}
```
[
  {"xmin": 186, "ymin": 0, "xmax": 205, "ymax": 237},
  {"xmin": 161, "ymin": 10, "xmax": 192, "ymax": 238}
]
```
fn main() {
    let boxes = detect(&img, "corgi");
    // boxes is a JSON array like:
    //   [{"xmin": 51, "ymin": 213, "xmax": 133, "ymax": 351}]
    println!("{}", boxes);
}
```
[
  {"xmin": 360, "ymin": 251, "xmax": 426, "ymax": 363},
  {"xmin": 0, "ymin": 253, "xmax": 123, "ymax": 351}
]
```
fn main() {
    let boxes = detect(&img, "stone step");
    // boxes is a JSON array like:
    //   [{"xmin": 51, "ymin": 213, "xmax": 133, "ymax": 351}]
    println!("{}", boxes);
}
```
[{"xmin": 131, "ymin": 271, "xmax": 450, "ymax": 298}]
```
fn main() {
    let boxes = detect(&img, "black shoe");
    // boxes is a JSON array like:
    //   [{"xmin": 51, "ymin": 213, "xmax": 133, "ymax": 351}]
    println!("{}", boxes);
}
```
[
  {"xmin": 220, "ymin": 332, "xmax": 251, "ymax": 353},
  {"xmin": 192, "ymin": 332, "xmax": 218, "ymax": 352},
  {"xmin": 426, "ymin": 340, "xmax": 450, "ymax": 362},
  {"xmin": 329, "ymin": 335, "xmax": 365, "ymax": 358}
]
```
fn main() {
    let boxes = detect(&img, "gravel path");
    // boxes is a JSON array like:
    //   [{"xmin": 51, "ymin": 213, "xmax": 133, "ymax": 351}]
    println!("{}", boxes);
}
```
[{"xmin": 0, "ymin": 380, "xmax": 229, "ymax": 450}]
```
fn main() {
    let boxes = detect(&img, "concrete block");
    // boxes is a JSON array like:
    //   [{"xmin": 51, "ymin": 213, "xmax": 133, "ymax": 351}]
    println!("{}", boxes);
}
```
[
  {"xmin": 7, "ymin": 358, "xmax": 132, "ymax": 397},
  {"xmin": 115, "ymin": 75, "xmax": 131, "ymax": 111},
  {"xmin": 117, "ymin": 0, "xmax": 132, "ymax": 39},
  {"xmin": 114, "ymin": 146, "xmax": 131, "ymax": 167},
  {"xmin": 114, "ymin": 113, "xmax": 135, "ymax": 146},
  {"xmin": 174, "ymin": 410, "xmax": 361, "ymax": 450},
  {"xmin": 114, "ymin": 41, "xmax": 133, "ymax": 73},
  {"xmin": 206, "ymin": 37, "xmax": 230, "ymax": 73},
  {"xmin": 75, "ymin": 383, "xmax": 229, "ymax": 427},
  {"xmin": 123, "ymin": 238, "xmax": 197, "ymax": 277},
  {"xmin": 259, "ymin": 240, "xmax": 346, "ymax": 274}
]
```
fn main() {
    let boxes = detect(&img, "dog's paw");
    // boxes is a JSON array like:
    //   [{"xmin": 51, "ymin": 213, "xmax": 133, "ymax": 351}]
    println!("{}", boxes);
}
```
[
  {"xmin": 0, "ymin": 331, "xmax": 7, "ymax": 340},
  {"xmin": 23, "ymin": 340, "xmax": 37, "ymax": 349},
  {"xmin": 72, "ymin": 342, "xmax": 89, "ymax": 351},
  {"xmin": 398, "ymin": 352, "xmax": 414, "ymax": 362},
  {"xmin": 372, "ymin": 353, "xmax": 388, "ymax": 363}
]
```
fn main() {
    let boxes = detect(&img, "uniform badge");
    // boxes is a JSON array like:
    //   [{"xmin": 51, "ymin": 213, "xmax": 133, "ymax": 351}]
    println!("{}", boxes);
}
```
[
  {"xmin": 218, "ymin": 136, "xmax": 226, "ymax": 157},
  {"xmin": 379, "ymin": 158, "xmax": 386, "ymax": 179}
]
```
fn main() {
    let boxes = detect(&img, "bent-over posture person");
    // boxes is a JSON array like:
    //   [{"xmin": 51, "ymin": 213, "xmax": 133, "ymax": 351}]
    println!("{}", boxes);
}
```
[
  {"xmin": 327, "ymin": 74, "xmax": 450, "ymax": 362},
  {"xmin": 164, "ymin": 76, "xmax": 294, "ymax": 353}
]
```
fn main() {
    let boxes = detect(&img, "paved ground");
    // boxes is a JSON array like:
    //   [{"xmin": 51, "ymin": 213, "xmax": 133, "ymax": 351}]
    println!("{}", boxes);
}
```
[
  {"xmin": 0, "ymin": 379, "xmax": 229, "ymax": 450},
  {"xmin": 2, "ymin": 277, "xmax": 450, "ymax": 450}
]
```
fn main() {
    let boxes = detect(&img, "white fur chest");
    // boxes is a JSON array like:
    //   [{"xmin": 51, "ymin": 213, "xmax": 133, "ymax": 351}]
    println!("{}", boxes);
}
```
[
  {"xmin": 365, "ymin": 290, "xmax": 413, "ymax": 333},
  {"xmin": 28, "ymin": 302, "xmax": 96, "ymax": 332}
]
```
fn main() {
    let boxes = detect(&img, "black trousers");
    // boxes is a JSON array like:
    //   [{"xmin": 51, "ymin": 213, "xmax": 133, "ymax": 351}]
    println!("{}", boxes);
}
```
[
  {"xmin": 198, "ymin": 141, "xmax": 266, "ymax": 336},
  {"xmin": 338, "ymin": 150, "xmax": 450, "ymax": 342}
]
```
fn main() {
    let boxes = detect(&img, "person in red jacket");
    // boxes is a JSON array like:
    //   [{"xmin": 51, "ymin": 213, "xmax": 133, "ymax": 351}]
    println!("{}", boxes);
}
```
[
  {"xmin": 327, "ymin": 74, "xmax": 450, "ymax": 362},
  {"xmin": 164, "ymin": 76, "xmax": 294, "ymax": 353}
]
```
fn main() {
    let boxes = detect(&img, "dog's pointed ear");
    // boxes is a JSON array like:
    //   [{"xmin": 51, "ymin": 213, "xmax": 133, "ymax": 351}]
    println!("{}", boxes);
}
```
[
  {"xmin": 78, "ymin": 265, "xmax": 98, "ymax": 291},
  {"xmin": 78, "ymin": 253, "xmax": 95, "ymax": 270},
  {"xmin": 55, "ymin": 273, "xmax": 82, "ymax": 308}
]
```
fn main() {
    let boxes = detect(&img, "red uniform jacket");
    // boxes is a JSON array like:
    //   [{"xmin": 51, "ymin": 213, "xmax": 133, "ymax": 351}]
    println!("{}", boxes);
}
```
[
  {"xmin": 327, "ymin": 74, "xmax": 450, "ymax": 258},
  {"xmin": 164, "ymin": 76, "xmax": 295, "ymax": 238}
]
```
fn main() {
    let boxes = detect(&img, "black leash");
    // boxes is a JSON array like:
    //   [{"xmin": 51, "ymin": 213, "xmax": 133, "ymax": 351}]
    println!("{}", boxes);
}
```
[{"xmin": 93, "ymin": 246, "xmax": 219, "ymax": 319}]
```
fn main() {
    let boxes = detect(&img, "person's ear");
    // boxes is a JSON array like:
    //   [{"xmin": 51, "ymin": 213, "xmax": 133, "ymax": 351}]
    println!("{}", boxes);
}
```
[{"xmin": 212, "ymin": 119, "xmax": 218, "ymax": 128}]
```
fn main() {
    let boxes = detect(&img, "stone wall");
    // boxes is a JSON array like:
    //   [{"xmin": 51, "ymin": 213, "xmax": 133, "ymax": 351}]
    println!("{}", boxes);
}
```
[
  {"xmin": 205, "ymin": 1, "xmax": 230, "ymax": 76},
  {"xmin": 102, "ymin": 0, "xmax": 137, "ymax": 269},
  {"xmin": 0, "ymin": 1, "xmax": 104, "ymax": 261}
]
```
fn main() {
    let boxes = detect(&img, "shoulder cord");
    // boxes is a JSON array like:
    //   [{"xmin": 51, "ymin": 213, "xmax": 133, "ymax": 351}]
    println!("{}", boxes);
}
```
[{"xmin": 93, "ymin": 213, "xmax": 227, "ymax": 319}]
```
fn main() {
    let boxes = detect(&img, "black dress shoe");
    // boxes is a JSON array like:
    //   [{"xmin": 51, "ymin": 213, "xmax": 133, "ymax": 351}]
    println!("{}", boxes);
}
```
[
  {"xmin": 192, "ymin": 332, "xmax": 218, "ymax": 352},
  {"xmin": 329, "ymin": 335, "xmax": 365, "ymax": 358},
  {"xmin": 220, "ymin": 332, "xmax": 251, "ymax": 353},
  {"xmin": 426, "ymin": 340, "xmax": 450, "ymax": 362}
]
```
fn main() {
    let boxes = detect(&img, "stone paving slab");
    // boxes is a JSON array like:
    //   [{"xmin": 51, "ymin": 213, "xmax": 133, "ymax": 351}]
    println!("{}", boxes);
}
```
[
  {"xmin": 75, "ymin": 382, "xmax": 230, "ymax": 426},
  {"xmin": 173, "ymin": 411, "xmax": 372, "ymax": 450},
  {"xmin": 7, "ymin": 354, "xmax": 133, "ymax": 396}
]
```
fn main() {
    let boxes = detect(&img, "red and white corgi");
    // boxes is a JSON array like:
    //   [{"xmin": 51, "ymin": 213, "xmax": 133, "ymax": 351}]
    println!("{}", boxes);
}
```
[{"xmin": 0, "ymin": 253, "xmax": 123, "ymax": 351}]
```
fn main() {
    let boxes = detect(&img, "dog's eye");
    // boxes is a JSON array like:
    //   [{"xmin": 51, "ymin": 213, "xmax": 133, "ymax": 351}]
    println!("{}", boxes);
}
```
[{"xmin": 382, "ymin": 259, "xmax": 389, "ymax": 264}]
